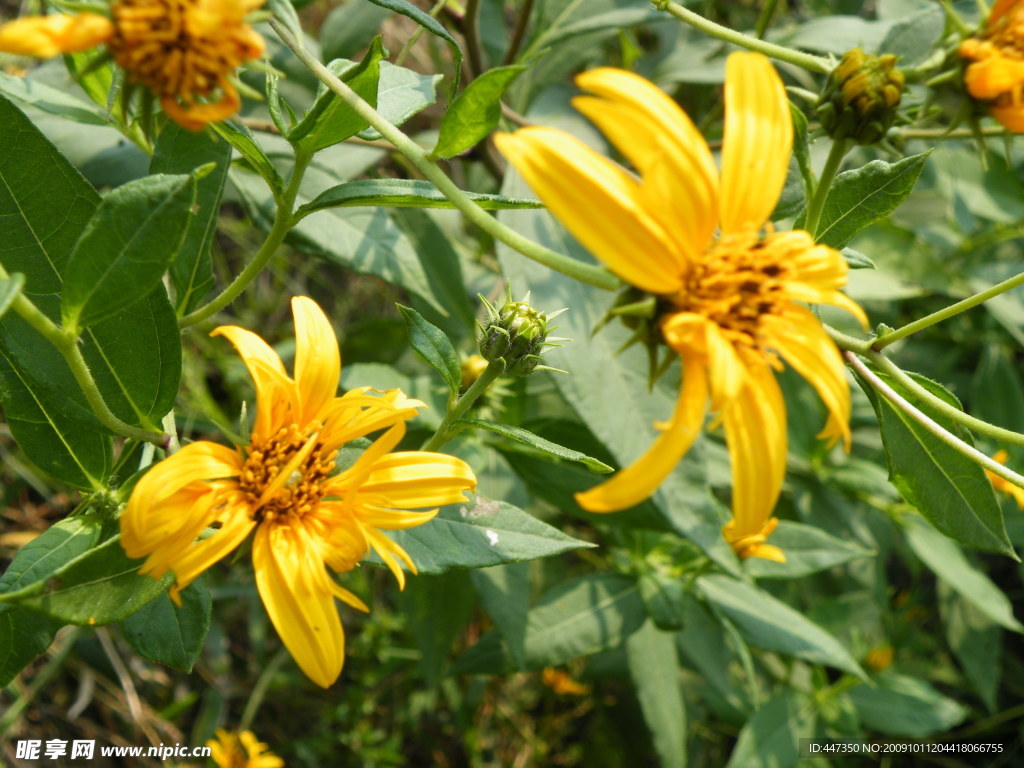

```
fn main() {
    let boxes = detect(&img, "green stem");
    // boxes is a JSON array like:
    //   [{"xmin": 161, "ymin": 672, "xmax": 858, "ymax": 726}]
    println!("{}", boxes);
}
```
[
  {"xmin": 395, "ymin": 0, "xmax": 449, "ymax": 66},
  {"xmin": 873, "ymin": 271, "xmax": 1024, "ymax": 350},
  {"xmin": 844, "ymin": 352, "xmax": 1024, "ymax": 490},
  {"xmin": 463, "ymin": 0, "xmax": 485, "ymax": 78},
  {"xmin": 502, "ymin": 0, "xmax": 536, "ymax": 65},
  {"xmin": 422, "ymin": 360, "xmax": 504, "ymax": 451},
  {"xmin": 0, "ymin": 265, "xmax": 169, "ymax": 449},
  {"xmin": 179, "ymin": 151, "xmax": 311, "ymax": 328},
  {"xmin": 238, "ymin": 647, "xmax": 289, "ymax": 732},
  {"xmin": 804, "ymin": 138, "xmax": 850, "ymax": 238},
  {"xmin": 896, "ymin": 126, "xmax": 1008, "ymax": 139},
  {"xmin": 754, "ymin": 0, "xmax": 780, "ymax": 39},
  {"xmin": 0, "ymin": 628, "xmax": 81, "ymax": 734},
  {"xmin": 657, "ymin": 1, "xmax": 831, "ymax": 73},
  {"xmin": 270, "ymin": 19, "xmax": 620, "ymax": 293}
]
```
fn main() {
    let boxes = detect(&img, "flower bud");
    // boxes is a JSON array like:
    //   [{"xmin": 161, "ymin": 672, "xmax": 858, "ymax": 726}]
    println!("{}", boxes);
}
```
[
  {"xmin": 816, "ymin": 48, "xmax": 905, "ymax": 144},
  {"xmin": 478, "ymin": 294, "xmax": 565, "ymax": 377}
]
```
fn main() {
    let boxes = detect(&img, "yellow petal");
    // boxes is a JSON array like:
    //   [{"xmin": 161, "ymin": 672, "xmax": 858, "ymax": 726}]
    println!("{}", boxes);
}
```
[
  {"xmin": 318, "ymin": 388, "xmax": 422, "ymax": 450},
  {"xmin": 573, "ymin": 68, "xmax": 718, "ymax": 259},
  {"xmin": 963, "ymin": 55, "xmax": 1024, "ymax": 100},
  {"xmin": 721, "ymin": 354, "xmax": 787, "ymax": 536},
  {"xmin": 165, "ymin": 504, "xmax": 256, "ymax": 601},
  {"xmin": 576, "ymin": 354, "xmax": 708, "ymax": 512},
  {"xmin": 355, "ymin": 505, "xmax": 440, "ymax": 530},
  {"xmin": 764, "ymin": 307, "xmax": 853, "ymax": 450},
  {"xmin": 125, "ymin": 440, "xmax": 241, "ymax": 509},
  {"xmin": 212, "ymin": 325, "xmax": 294, "ymax": 441},
  {"xmin": 0, "ymin": 14, "xmax": 112, "ymax": 58},
  {"xmin": 494, "ymin": 127, "xmax": 683, "ymax": 293},
  {"xmin": 989, "ymin": 0, "xmax": 1017, "ymax": 29},
  {"xmin": 360, "ymin": 524, "xmax": 417, "ymax": 589},
  {"xmin": 322, "ymin": 421, "xmax": 407, "ymax": 499},
  {"xmin": 356, "ymin": 451, "xmax": 477, "ymax": 508},
  {"xmin": 291, "ymin": 296, "xmax": 341, "ymax": 426},
  {"xmin": 253, "ymin": 522, "xmax": 345, "ymax": 688},
  {"xmin": 719, "ymin": 52, "xmax": 793, "ymax": 234},
  {"xmin": 990, "ymin": 101, "xmax": 1024, "ymax": 133}
]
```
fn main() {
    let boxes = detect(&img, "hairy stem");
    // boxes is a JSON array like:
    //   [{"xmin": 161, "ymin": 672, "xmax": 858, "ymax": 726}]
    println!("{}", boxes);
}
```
[
  {"xmin": 271, "ymin": 19, "xmax": 620, "ymax": 292},
  {"xmin": 422, "ymin": 360, "xmax": 504, "ymax": 451},
  {"xmin": 804, "ymin": 138, "xmax": 850, "ymax": 238}
]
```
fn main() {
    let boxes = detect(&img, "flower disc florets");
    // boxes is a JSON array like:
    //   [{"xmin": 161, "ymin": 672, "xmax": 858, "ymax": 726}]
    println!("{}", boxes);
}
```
[{"xmin": 239, "ymin": 424, "xmax": 337, "ymax": 522}]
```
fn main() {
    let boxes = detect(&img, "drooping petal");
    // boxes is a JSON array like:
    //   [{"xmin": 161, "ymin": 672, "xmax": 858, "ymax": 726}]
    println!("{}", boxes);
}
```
[
  {"xmin": 164, "ymin": 503, "xmax": 256, "ymax": 603},
  {"xmin": 576, "ymin": 354, "xmax": 708, "ymax": 512},
  {"xmin": 212, "ymin": 324, "xmax": 294, "ymax": 441},
  {"xmin": 962, "ymin": 54, "xmax": 1024, "ymax": 99},
  {"xmin": 720, "ymin": 353, "xmax": 788, "ymax": 538},
  {"xmin": 763, "ymin": 307, "xmax": 853, "ymax": 450},
  {"xmin": 494, "ymin": 127, "xmax": 684, "ymax": 293},
  {"xmin": 355, "ymin": 451, "xmax": 477, "ymax": 509},
  {"xmin": 360, "ymin": 524, "xmax": 418, "ymax": 589},
  {"xmin": 291, "ymin": 296, "xmax": 341, "ymax": 426},
  {"xmin": 573, "ymin": 68, "xmax": 718, "ymax": 259},
  {"xmin": 322, "ymin": 421, "xmax": 407, "ymax": 499},
  {"xmin": 318, "ymin": 388, "xmax": 423, "ymax": 450},
  {"xmin": 253, "ymin": 522, "xmax": 345, "ymax": 688},
  {"xmin": 719, "ymin": 52, "xmax": 793, "ymax": 234},
  {"xmin": 0, "ymin": 13, "xmax": 113, "ymax": 58},
  {"xmin": 123, "ymin": 440, "xmax": 241, "ymax": 512}
]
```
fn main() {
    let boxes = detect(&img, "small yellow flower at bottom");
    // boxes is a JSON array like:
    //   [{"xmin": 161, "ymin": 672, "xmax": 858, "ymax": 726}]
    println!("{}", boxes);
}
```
[
  {"xmin": 542, "ymin": 667, "xmax": 589, "ymax": 696},
  {"xmin": 207, "ymin": 729, "xmax": 283, "ymax": 768},
  {"xmin": 121, "ymin": 297, "xmax": 477, "ymax": 687},
  {"xmin": 0, "ymin": 0, "xmax": 264, "ymax": 130},
  {"xmin": 986, "ymin": 450, "xmax": 1024, "ymax": 509},
  {"xmin": 960, "ymin": 0, "xmax": 1024, "ymax": 131}
]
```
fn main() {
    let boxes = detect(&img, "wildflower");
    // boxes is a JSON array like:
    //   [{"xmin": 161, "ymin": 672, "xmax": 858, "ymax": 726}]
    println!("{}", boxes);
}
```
[
  {"xmin": 0, "ymin": 0, "xmax": 264, "ymax": 130},
  {"xmin": 121, "ymin": 297, "xmax": 476, "ymax": 687},
  {"xmin": 986, "ymin": 450, "xmax": 1024, "ymax": 508},
  {"xmin": 960, "ymin": 0, "xmax": 1024, "ymax": 132},
  {"xmin": 816, "ymin": 48, "xmax": 905, "ymax": 144},
  {"xmin": 495, "ymin": 54, "xmax": 867, "ymax": 562},
  {"xmin": 207, "ymin": 729, "xmax": 283, "ymax": 768},
  {"xmin": 865, "ymin": 646, "xmax": 894, "ymax": 672},
  {"xmin": 542, "ymin": 667, "xmax": 589, "ymax": 696}
]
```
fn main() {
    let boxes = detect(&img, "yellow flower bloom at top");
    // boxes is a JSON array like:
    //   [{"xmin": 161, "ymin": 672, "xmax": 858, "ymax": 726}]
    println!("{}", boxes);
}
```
[
  {"xmin": 207, "ymin": 729, "xmax": 283, "ymax": 768},
  {"xmin": 986, "ymin": 450, "xmax": 1024, "ymax": 508},
  {"xmin": 0, "ymin": 0, "xmax": 264, "ymax": 130},
  {"xmin": 960, "ymin": 0, "xmax": 1024, "ymax": 132},
  {"xmin": 121, "ymin": 297, "xmax": 477, "ymax": 687},
  {"xmin": 495, "ymin": 53, "xmax": 867, "ymax": 562}
]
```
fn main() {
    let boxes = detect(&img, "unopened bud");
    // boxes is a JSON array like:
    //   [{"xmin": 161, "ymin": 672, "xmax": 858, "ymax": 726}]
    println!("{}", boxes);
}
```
[
  {"xmin": 478, "ymin": 293, "xmax": 566, "ymax": 377},
  {"xmin": 816, "ymin": 48, "xmax": 905, "ymax": 144}
]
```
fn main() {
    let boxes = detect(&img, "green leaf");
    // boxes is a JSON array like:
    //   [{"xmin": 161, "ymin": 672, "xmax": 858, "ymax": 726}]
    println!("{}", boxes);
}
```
[
  {"xmin": 0, "ymin": 273, "xmax": 24, "ymax": 318},
  {"xmin": 295, "ymin": 178, "xmax": 543, "ymax": 218},
  {"xmin": 289, "ymin": 39, "xmax": 385, "ymax": 153},
  {"xmin": 0, "ymin": 71, "xmax": 108, "ymax": 125},
  {"xmin": 742, "ymin": 521, "xmax": 873, "ymax": 579},
  {"xmin": 121, "ymin": 577, "xmax": 212, "ymax": 673},
  {"xmin": 938, "ymin": 583, "xmax": 1001, "ymax": 713},
  {"xmin": 814, "ymin": 153, "xmax": 929, "ymax": 249},
  {"xmin": 848, "ymin": 672, "xmax": 969, "ymax": 737},
  {"xmin": 150, "ymin": 123, "xmax": 231, "ymax": 315},
  {"xmin": 321, "ymin": 0, "xmax": 391, "ymax": 61},
  {"xmin": 843, "ymin": 247, "xmax": 876, "ymax": 270},
  {"xmin": 790, "ymin": 104, "xmax": 813, "ymax": 197},
  {"xmin": 461, "ymin": 418, "xmax": 613, "ymax": 473},
  {"xmin": 357, "ymin": 62, "xmax": 440, "ymax": 141},
  {"xmin": 857, "ymin": 369, "xmax": 1015, "ymax": 556},
  {"xmin": 432, "ymin": 66, "xmax": 526, "ymax": 159},
  {"xmin": 61, "ymin": 173, "xmax": 196, "ymax": 330},
  {"xmin": 697, "ymin": 574, "xmax": 867, "ymax": 678},
  {"xmin": 365, "ymin": 0, "xmax": 462, "ymax": 96},
  {"xmin": 638, "ymin": 570, "xmax": 687, "ymax": 631},
  {"xmin": 725, "ymin": 691, "xmax": 816, "ymax": 768},
  {"xmin": 371, "ymin": 497, "xmax": 595, "ymax": 574},
  {"xmin": 903, "ymin": 515, "xmax": 1023, "ymax": 632},
  {"xmin": 971, "ymin": 345, "xmax": 1024, "ymax": 434},
  {"xmin": 878, "ymin": 5, "xmax": 944, "ymax": 67},
  {"xmin": 396, "ymin": 303, "xmax": 461, "ymax": 399},
  {"xmin": 470, "ymin": 563, "xmax": 530, "ymax": 670},
  {"xmin": 210, "ymin": 120, "xmax": 283, "ymax": 191},
  {"xmin": 455, "ymin": 573, "xmax": 645, "ymax": 673},
  {"xmin": 675, "ymin": 595, "xmax": 749, "ymax": 715},
  {"xmin": 398, "ymin": 571, "xmax": 475, "ymax": 686},
  {"xmin": 16, "ymin": 534, "xmax": 172, "ymax": 626},
  {"xmin": 626, "ymin": 621, "xmax": 687, "ymax": 768}
]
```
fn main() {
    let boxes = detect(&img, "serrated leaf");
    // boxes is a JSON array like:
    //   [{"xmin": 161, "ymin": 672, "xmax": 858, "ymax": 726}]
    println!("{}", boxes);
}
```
[
  {"xmin": 814, "ymin": 153, "xmax": 928, "ymax": 249},
  {"xmin": 365, "ymin": 0, "xmax": 462, "ymax": 97},
  {"xmin": 16, "ymin": 534, "xmax": 172, "ymax": 626},
  {"xmin": 848, "ymin": 672, "xmax": 968, "ymax": 736},
  {"xmin": 150, "ymin": 123, "xmax": 231, "ymax": 315},
  {"xmin": 725, "ymin": 691, "xmax": 816, "ymax": 768},
  {"xmin": 455, "ymin": 573, "xmax": 645, "ymax": 673},
  {"xmin": 461, "ymin": 418, "xmax": 613, "ymax": 473},
  {"xmin": 295, "ymin": 178, "xmax": 543, "ymax": 218},
  {"xmin": 210, "ymin": 120, "xmax": 283, "ymax": 190},
  {"xmin": 697, "ymin": 574, "xmax": 867, "ymax": 678},
  {"xmin": 903, "ymin": 515, "xmax": 1022, "ymax": 632},
  {"xmin": 121, "ymin": 576, "xmax": 211, "ymax": 672},
  {"xmin": 626, "ymin": 621, "xmax": 687, "ymax": 768},
  {"xmin": 370, "ymin": 497, "xmax": 594, "ymax": 574},
  {"xmin": 396, "ymin": 303, "xmax": 461, "ymax": 399},
  {"xmin": 856, "ymin": 369, "xmax": 1014, "ymax": 556},
  {"xmin": 61, "ymin": 173, "xmax": 196, "ymax": 330},
  {"xmin": 742, "ymin": 521, "xmax": 873, "ymax": 579},
  {"xmin": 0, "ymin": 273, "xmax": 24, "ymax": 318},
  {"xmin": 432, "ymin": 66, "xmax": 526, "ymax": 159},
  {"xmin": 289, "ymin": 39, "xmax": 384, "ymax": 153}
]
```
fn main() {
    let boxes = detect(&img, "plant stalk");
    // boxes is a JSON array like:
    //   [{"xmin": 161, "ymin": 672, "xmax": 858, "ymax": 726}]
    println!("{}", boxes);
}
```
[{"xmin": 422, "ymin": 360, "xmax": 504, "ymax": 451}]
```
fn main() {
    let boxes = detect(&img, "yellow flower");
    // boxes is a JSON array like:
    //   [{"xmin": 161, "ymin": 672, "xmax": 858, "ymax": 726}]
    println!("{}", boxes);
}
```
[
  {"xmin": 960, "ymin": 0, "xmax": 1024, "ymax": 132},
  {"xmin": 986, "ymin": 450, "xmax": 1024, "ymax": 508},
  {"xmin": 0, "ymin": 0, "xmax": 264, "ymax": 130},
  {"xmin": 542, "ymin": 667, "xmax": 589, "ymax": 696},
  {"xmin": 121, "ymin": 297, "xmax": 476, "ymax": 687},
  {"xmin": 207, "ymin": 729, "xmax": 283, "ymax": 768},
  {"xmin": 495, "ymin": 53, "xmax": 867, "ymax": 562}
]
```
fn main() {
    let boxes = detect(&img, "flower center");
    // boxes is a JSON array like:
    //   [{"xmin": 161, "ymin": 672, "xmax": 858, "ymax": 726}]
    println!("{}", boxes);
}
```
[
  {"xmin": 990, "ymin": 4, "xmax": 1024, "ymax": 59},
  {"xmin": 107, "ymin": 0, "xmax": 262, "ymax": 102},
  {"xmin": 239, "ymin": 424, "xmax": 336, "ymax": 522},
  {"xmin": 667, "ymin": 231, "xmax": 795, "ymax": 351}
]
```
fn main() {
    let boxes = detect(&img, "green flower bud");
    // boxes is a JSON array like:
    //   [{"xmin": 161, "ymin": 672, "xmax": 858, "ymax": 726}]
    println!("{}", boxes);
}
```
[
  {"xmin": 478, "ymin": 293, "xmax": 566, "ymax": 377},
  {"xmin": 816, "ymin": 48, "xmax": 905, "ymax": 145}
]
